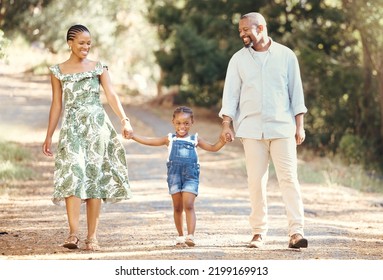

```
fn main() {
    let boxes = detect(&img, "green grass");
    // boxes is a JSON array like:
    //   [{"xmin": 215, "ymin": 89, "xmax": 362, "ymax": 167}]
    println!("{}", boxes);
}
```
[
  {"xmin": 266, "ymin": 150, "xmax": 383, "ymax": 194},
  {"xmin": 0, "ymin": 141, "xmax": 34, "ymax": 181},
  {"xmin": 297, "ymin": 151, "xmax": 383, "ymax": 193},
  {"xmin": 319, "ymin": 158, "xmax": 383, "ymax": 193}
]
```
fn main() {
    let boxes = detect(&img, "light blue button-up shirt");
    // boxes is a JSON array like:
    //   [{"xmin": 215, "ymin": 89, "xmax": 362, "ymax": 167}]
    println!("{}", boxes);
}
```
[{"xmin": 219, "ymin": 38, "xmax": 307, "ymax": 139}]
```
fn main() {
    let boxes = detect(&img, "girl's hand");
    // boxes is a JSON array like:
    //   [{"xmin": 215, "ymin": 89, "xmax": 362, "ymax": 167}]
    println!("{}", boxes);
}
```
[
  {"xmin": 225, "ymin": 132, "xmax": 233, "ymax": 142},
  {"xmin": 221, "ymin": 128, "xmax": 234, "ymax": 143}
]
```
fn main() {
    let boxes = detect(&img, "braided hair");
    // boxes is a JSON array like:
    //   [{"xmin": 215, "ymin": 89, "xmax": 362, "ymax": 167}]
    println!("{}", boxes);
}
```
[
  {"xmin": 173, "ymin": 106, "xmax": 194, "ymax": 121},
  {"xmin": 66, "ymin": 24, "xmax": 90, "ymax": 41}
]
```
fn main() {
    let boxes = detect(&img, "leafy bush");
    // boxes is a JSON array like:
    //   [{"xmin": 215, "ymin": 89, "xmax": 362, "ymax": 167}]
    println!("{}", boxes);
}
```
[
  {"xmin": 0, "ymin": 29, "xmax": 10, "ymax": 60},
  {"xmin": 337, "ymin": 134, "xmax": 365, "ymax": 165}
]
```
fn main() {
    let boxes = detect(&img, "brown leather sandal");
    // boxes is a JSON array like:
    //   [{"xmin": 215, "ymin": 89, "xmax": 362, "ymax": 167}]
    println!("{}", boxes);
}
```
[
  {"xmin": 84, "ymin": 238, "xmax": 100, "ymax": 251},
  {"xmin": 63, "ymin": 234, "xmax": 79, "ymax": 249}
]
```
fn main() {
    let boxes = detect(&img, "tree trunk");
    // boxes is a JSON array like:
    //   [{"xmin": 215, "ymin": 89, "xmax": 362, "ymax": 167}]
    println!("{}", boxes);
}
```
[
  {"xmin": 359, "ymin": 34, "xmax": 374, "ymax": 137},
  {"xmin": 379, "ymin": 71, "xmax": 383, "ymax": 140},
  {"xmin": 156, "ymin": 69, "xmax": 164, "ymax": 96}
]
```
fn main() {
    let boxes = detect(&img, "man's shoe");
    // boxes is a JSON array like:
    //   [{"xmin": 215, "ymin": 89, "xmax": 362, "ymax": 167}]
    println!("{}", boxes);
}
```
[
  {"xmin": 248, "ymin": 234, "xmax": 264, "ymax": 248},
  {"xmin": 288, "ymin": 233, "xmax": 308, "ymax": 249}
]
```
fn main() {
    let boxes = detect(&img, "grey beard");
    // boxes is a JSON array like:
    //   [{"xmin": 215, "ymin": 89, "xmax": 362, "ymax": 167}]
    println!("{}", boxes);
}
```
[{"xmin": 244, "ymin": 41, "xmax": 253, "ymax": 48}]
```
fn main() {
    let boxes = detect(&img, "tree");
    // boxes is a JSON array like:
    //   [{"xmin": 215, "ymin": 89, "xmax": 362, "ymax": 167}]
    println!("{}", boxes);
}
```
[
  {"xmin": 0, "ymin": 0, "xmax": 54, "ymax": 32},
  {"xmin": 146, "ymin": 0, "xmax": 383, "ymax": 171},
  {"xmin": 146, "ymin": 0, "xmax": 268, "ymax": 107},
  {"xmin": 1, "ymin": 0, "xmax": 158, "ymax": 94},
  {"xmin": 263, "ymin": 1, "xmax": 365, "ymax": 154},
  {"xmin": 341, "ymin": 0, "xmax": 383, "ymax": 152},
  {"xmin": 0, "ymin": 29, "xmax": 9, "ymax": 59}
]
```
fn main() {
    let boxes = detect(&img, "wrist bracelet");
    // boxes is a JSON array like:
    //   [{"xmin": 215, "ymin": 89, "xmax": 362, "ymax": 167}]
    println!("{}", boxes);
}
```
[
  {"xmin": 121, "ymin": 117, "xmax": 130, "ymax": 124},
  {"xmin": 222, "ymin": 120, "xmax": 231, "ymax": 125}
]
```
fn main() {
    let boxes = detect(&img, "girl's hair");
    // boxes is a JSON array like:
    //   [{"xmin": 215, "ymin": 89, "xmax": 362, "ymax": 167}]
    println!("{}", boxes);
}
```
[
  {"xmin": 66, "ymin": 24, "xmax": 90, "ymax": 41},
  {"xmin": 173, "ymin": 106, "xmax": 194, "ymax": 120}
]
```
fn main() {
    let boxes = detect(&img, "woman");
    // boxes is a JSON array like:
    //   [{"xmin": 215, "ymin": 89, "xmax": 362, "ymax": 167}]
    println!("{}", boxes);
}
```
[{"xmin": 42, "ymin": 24, "xmax": 133, "ymax": 251}]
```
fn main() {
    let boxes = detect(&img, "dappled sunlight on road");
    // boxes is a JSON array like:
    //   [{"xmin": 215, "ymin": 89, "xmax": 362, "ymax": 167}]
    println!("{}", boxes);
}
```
[{"xmin": 1, "ymin": 72, "xmax": 383, "ymax": 260}]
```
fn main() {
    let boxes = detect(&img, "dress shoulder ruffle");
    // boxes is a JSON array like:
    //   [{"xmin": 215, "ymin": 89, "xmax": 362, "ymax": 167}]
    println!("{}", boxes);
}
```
[{"xmin": 49, "ymin": 61, "xmax": 105, "ymax": 82}]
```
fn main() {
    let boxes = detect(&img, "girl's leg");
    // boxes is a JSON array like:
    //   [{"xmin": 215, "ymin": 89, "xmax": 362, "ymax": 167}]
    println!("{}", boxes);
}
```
[
  {"xmin": 171, "ymin": 192, "xmax": 184, "ymax": 236},
  {"xmin": 183, "ymin": 192, "xmax": 196, "ymax": 236}
]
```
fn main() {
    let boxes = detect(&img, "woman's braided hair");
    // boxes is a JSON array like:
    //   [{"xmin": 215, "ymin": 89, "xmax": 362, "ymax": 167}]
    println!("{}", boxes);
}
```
[{"xmin": 66, "ymin": 24, "xmax": 90, "ymax": 41}]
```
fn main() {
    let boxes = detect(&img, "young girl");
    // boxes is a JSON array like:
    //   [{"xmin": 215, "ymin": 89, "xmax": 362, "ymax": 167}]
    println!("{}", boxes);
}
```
[
  {"xmin": 42, "ymin": 24, "xmax": 133, "ymax": 251},
  {"xmin": 131, "ymin": 106, "xmax": 226, "ymax": 247}
]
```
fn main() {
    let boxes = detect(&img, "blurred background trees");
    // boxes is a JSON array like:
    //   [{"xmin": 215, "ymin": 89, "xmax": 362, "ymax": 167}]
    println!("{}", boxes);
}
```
[
  {"xmin": 0, "ymin": 0, "xmax": 159, "ymax": 94},
  {"xmin": 1, "ymin": 0, "xmax": 382, "ymax": 174}
]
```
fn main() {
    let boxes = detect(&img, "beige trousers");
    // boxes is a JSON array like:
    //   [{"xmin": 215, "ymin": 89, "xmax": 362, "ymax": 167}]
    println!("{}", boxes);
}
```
[{"xmin": 242, "ymin": 137, "xmax": 304, "ymax": 237}]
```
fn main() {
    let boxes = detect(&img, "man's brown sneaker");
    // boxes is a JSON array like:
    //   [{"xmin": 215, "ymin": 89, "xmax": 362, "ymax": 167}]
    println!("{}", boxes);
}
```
[
  {"xmin": 288, "ymin": 233, "xmax": 308, "ymax": 249},
  {"xmin": 248, "ymin": 234, "xmax": 264, "ymax": 248}
]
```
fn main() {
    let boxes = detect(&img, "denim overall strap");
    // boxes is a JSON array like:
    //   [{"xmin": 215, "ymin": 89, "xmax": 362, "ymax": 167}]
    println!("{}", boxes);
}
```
[{"xmin": 168, "ymin": 134, "xmax": 198, "ymax": 164}]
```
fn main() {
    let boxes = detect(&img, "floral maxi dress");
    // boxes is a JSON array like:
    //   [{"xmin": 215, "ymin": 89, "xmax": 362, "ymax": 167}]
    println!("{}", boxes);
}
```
[{"xmin": 49, "ymin": 62, "xmax": 132, "ymax": 205}]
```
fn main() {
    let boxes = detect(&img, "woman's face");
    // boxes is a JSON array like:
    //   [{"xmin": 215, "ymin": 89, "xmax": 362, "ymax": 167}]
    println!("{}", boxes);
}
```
[{"xmin": 68, "ymin": 31, "xmax": 91, "ymax": 59}]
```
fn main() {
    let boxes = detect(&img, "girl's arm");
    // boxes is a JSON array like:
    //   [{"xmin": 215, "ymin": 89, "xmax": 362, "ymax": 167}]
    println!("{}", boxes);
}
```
[
  {"xmin": 99, "ymin": 67, "xmax": 133, "ymax": 138},
  {"xmin": 42, "ymin": 73, "xmax": 63, "ymax": 157},
  {"xmin": 197, "ymin": 136, "xmax": 226, "ymax": 152},
  {"xmin": 132, "ymin": 134, "xmax": 169, "ymax": 146}
]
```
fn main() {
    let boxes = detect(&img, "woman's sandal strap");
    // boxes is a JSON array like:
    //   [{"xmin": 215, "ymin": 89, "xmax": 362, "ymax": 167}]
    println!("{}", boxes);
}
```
[
  {"xmin": 63, "ymin": 235, "xmax": 79, "ymax": 249},
  {"xmin": 85, "ymin": 238, "xmax": 100, "ymax": 251}
]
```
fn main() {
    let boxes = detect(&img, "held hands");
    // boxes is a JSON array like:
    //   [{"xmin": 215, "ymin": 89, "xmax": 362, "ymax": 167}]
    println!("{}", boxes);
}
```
[
  {"xmin": 225, "ymin": 132, "xmax": 234, "ymax": 142},
  {"xmin": 122, "ymin": 123, "xmax": 133, "ymax": 139},
  {"xmin": 220, "ymin": 128, "xmax": 235, "ymax": 143},
  {"xmin": 221, "ymin": 118, "xmax": 234, "ymax": 143},
  {"xmin": 121, "ymin": 118, "xmax": 134, "ymax": 139}
]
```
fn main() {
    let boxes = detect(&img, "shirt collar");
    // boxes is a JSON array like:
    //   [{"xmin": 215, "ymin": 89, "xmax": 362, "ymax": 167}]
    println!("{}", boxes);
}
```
[
  {"xmin": 248, "ymin": 37, "xmax": 274, "ymax": 53},
  {"xmin": 267, "ymin": 37, "xmax": 274, "ymax": 53}
]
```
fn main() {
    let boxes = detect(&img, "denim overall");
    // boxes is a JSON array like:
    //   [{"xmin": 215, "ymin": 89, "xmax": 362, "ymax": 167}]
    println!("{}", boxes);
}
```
[{"xmin": 166, "ymin": 134, "xmax": 200, "ymax": 196}]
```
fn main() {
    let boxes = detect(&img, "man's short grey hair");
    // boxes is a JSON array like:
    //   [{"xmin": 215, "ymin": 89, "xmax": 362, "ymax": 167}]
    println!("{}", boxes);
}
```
[{"xmin": 241, "ymin": 12, "xmax": 267, "ymax": 26}]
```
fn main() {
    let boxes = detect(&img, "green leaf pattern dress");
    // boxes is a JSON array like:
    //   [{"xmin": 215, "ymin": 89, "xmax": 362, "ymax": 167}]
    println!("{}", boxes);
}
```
[{"xmin": 49, "ymin": 61, "xmax": 132, "ymax": 205}]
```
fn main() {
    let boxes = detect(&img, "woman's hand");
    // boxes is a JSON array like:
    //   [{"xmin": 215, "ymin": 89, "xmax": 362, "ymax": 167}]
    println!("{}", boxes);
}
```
[
  {"xmin": 42, "ymin": 137, "xmax": 53, "ymax": 156},
  {"xmin": 122, "ymin": 120, "xmax": 134, "ymax": 139}
]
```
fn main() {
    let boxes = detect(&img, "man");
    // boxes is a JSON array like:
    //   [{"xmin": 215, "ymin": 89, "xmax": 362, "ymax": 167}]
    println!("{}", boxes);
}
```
[{"xmin": 219, "ymin": 12, "xmax": 308, "ymax": 249}]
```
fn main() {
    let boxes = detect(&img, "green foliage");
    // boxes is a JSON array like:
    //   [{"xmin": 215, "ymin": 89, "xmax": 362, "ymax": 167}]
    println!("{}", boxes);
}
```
[
  {"xmin": 0, "ymin": 161, "xmax": 34, "ymax": 181},
  {"xmin": 2, "ymin": 0, "xmax": 383, "ymax": 178},
  {"xmin": 0, "ymin": 142, "xmax": 31, "ymax": 162},
  {"xmin": 1, "ymin": 0, "xmax": 159, "ymax": 91},
  {"xmin": 0, "ymin": 29, "xmax": 9, "ymax": 59},
  {"xmin": 148, "ymin": 0, "xmax": 383, "ymax": 173},
  {"xmin": 297, "ymin": 151, "xmax": 383, "ymax": 193},
  {"xmin": 337, "ymin": 134, "xmax": 365, "ymax": 165},
  {"xmin": 146, "ymin": 0, "xmax": 267, "ymax": 108},
  {"xmin": 0, "ymin": 0, "xmax": 54, "ymax": 32},
  {"xmin": 0, "ymin": 141, "xmax": 34, "ymax": 181}
]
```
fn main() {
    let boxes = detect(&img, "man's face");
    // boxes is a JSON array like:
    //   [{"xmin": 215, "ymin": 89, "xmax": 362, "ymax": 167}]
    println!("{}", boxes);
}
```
[{"xmin": 238, "ymin": 18, "xmax": 258, "ymax": 48}]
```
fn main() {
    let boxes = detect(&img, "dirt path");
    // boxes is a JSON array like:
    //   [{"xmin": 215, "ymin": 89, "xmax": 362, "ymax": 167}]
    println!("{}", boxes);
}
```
[{"xmin": 0, "ymin": 72, "xmax": 383, "ymax": 262}]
